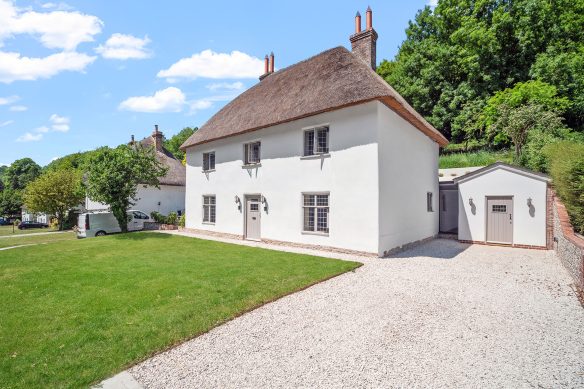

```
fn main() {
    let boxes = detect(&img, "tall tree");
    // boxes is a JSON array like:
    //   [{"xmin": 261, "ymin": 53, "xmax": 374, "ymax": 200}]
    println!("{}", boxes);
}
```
[
  {"xmin": 378, "ymin": 0, "xmax": 584, "ymax": 142},
  {"xmin": 164, "ymin": 127, "xmax": 197, "ymax": 162},
  {"xmin": 0, "ymin": 189, "xmax": 22, "ymax": 218},
  {"xmin": 3, "ymin": 158, "xmax": 42, "ymax": 190},
  {"xmin": 23, "ymin": 169, "xmax": 84, "ymax": 230},
  {"xmin": 85, "ymin": 145, "xmax": 168, "ymax": 232}
]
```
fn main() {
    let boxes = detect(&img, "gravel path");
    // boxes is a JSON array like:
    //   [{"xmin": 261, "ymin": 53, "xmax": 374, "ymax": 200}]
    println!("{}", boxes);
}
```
[{"xmin": 129, "ymin": 239, "xmax": 584, "ymax": 388}]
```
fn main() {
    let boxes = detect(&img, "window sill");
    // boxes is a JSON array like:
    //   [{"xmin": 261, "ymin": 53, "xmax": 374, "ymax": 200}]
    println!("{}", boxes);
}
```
[
  {"xmin": 300, "ymin": 153, "xmax": 330, "ymax": 160},
  {"xmin": 202, "ymin": 169, "xmax": 215, "ymax": 173},
  {"xmin": 202, "ymin": 222, "xmax": 216, "ymax": 225},
  {"xmin": 242, "ymin": 163, "xmax": 261, "ymax": 169},
  {"xmin": 301, "ymin": 230, "xmax": 329, "ymax": 237}
]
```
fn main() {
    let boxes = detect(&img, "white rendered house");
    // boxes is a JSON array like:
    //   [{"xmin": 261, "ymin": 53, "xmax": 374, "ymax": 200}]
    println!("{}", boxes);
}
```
[
  {"xmin": 86, "ymin": 127, "xmax": 186, "ymax": 217},
  {"xmin": 181, "ymin": 9, "xmax": 448, "ymax": 256}
]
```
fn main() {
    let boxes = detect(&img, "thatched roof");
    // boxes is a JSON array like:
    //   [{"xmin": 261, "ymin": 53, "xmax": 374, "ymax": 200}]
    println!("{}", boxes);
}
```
[
  {"xmin": 181, "ymin": 46, "xmax": 448, "ymax": 149},
  {"xmin": 137, "ymin": 135, "xmax": 186, "ymax": 186}
]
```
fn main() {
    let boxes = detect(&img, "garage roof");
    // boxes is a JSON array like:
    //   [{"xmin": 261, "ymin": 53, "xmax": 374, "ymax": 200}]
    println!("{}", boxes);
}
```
[{"xmin": 452, "ymin": 162, "xmax": 550, "ymax": 183}]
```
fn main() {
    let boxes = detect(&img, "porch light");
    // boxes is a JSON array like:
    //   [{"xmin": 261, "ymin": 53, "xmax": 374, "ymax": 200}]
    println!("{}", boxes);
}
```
[
  {"xmin": 527, "ymin": 198, "xmax": 533, "ymax": 207},
  {"xmin": 234, "ymin": 195, "xmax": 241, "ymax": 204},
  {"xmin": 469, "ymin": 197, "xmax": 474, "ymax": 206}
]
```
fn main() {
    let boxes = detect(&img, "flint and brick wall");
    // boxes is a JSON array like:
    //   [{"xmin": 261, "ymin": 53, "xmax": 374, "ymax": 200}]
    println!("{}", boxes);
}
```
[{"xmin": 552, "ymin": 192, "xmax": 584, "ymax": 291}]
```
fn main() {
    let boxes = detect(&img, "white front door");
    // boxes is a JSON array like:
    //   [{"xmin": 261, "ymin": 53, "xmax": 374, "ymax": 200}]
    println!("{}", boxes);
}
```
[
  {"xmin": 486, "ymin": 196, "xmax": 513, "ymax": 244},
  {"xmin": 245, "ymin": 196, "xmax": 261, "ymax": 241}
]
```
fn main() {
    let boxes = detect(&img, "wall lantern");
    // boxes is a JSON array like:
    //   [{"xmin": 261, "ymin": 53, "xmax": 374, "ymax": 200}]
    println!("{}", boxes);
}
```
[
  {"xmin": 468, "ymin": 197, "xmax": 474, "ymax": 206},
  {"xmin": 234, "ymin": 195, "xmax": 241, "ymax": 204},
  {"xmin": 527, "ymin": 198, "xmax": 533, "ymax": 207},
  {"xmin": 261, "ymin": 196, "xmax": 268, "ymax": 212}
]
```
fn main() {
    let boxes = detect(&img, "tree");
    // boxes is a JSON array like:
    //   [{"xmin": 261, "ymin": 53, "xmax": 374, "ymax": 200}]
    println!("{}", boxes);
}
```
[
  {"xmin": 44, "ymin": 151, "xmax": 96, "ymax": 173},
  {"xmin": 164, "ymin": 127, "xmax": 197, "ymax": 162},
  {"xmin": 378, "ymin": 0, "xmax": 584, "ymax": 141},
  {"xmin": 23, "ymin": 169, "xmax": 84, "ymax": 230},
  {"xmin": 85, "ymin": 144, "xmax": 168, "ymax": 232},
  {"xmin": 0, "ymin": 189, "xmax": 22, "ymax": 218},
  {"xmin": 3, "ymin": 158, "xmax": 41, "ymax": 190},
  {"xmin": 492, "ymin": 104, "xmax": 566, "ymax": 163}
]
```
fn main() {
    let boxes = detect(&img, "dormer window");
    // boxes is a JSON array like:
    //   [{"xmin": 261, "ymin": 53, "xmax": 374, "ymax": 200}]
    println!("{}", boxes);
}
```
[
  {"xmin": 244, "ymin": 141, "xmax": 261, "ymax": 165},
  {"xmin": 203, "ymin": 152, "xmax": 215, "ymax": 171},
  {"xmin": 304, "ymin": 126, "xmax": 329, "ymax": 156}
]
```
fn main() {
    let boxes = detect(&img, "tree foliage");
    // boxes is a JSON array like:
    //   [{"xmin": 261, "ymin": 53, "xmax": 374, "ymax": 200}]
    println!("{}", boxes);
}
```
[
  {"xmin": 3, "ymin": 158, "xmax": 42, "ymax": 191},
  {"xmin": 0, "ymin": 189, "xmax": 22, "ymax": 217},
  {"xmin": 163, "ymin": 127, "xmax": 197, "ymax": 162},
  {"xmin": 378, "ymin": 0, "xmax": 584, "ymax": 142},
  {"xmin": 85, "ymin": 145, "xmax": 168, "ymax": 232},
  {"xmin": 44, "ymin": 151, "xmax": 96, "ymax": 173},
  {"xmin": 23, "ymin": 169, "xmax": 84, "ymax": 230}
]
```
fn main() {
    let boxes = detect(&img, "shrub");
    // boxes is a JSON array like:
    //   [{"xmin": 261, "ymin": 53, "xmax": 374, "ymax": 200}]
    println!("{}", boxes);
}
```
[
  {"xmin": 150, "ymin": 211, "xmax": 167, "ymax": 224},
  {"xmin": 179, "ymin": 213, "xmax": 185, "ymax": 228},
  {"xmin": 439, "ymin": 150, "xmax": 513, "ymax": 169},
  {"xmin": 166, "ymin": 212, "xmax": 178, "ymax": 225},
  {"xmin": 544, "ymin": 141, "xmax": 584, "ymax": 234},
  {"xmin": 49, "ymin": 218, "xmax": 59, "ymax": 229}
]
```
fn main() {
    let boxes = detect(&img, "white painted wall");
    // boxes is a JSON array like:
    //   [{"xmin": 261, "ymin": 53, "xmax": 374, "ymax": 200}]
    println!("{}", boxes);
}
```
[
  {"xmin": 457, "ymin": 168, "xmax": 548, "ymax": 246},
  {"xmin": 377, "ymin": 102, "xmax": 440, "ymax": 254},
  {"xmin": 85, "ymin": 185, "xmax": 185, "ymax": 216},
  {"xmin": 186, "ymin": 102, "xmax": 380, "ymax": 254}
]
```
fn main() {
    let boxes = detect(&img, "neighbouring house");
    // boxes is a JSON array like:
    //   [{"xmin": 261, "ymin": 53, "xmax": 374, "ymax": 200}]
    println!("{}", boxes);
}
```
[
  {"xmin": 180, "ymin": 9, "xmax": 449, "ymax": 256},
  {"xmin": 85, "ymin": 126, "xmax": 186, "ymax": 217},
  {"xmin": 439, "ymin": 162, "xmax": 552, "ymax": 249},
  {"xmin": 21, "ymin": 208, "xmax": 51, "ymax": 224}
]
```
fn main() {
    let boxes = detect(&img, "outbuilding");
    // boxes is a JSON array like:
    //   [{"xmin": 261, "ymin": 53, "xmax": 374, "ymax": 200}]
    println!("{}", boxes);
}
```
[{"xmin": 452, "ymin": 162, "xmax": 552, "ymax": 249}]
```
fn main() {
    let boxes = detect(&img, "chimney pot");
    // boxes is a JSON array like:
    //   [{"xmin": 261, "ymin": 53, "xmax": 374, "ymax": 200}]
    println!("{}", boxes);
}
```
[
  {"xmin": 131, "ymin": 134, "xmax": 135, "ymax": 143},
  {"xmin": 350, "ymin": 7, "xmax": 377, "ymax": 70},
  {"xmin": 152, "ymin": 125, "xmax": 163, "ymax": 152},
  {"xmin": 264, "ymin": 55, "xmax": 269, "ymax": 74},
  {"xmin": 269, "ymin": 52, "xmax": 275, "ymax": 73},
  {"xmin": 366, "ymin": 6, "xmax": 373, "ymax": 30},
  {"xmin": 355, "ymin": 11, "xmax": 362, "ymax": 33}
]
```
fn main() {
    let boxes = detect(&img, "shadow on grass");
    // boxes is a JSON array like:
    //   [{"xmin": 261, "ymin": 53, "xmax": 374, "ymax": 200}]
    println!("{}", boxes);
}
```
[{"xmin": 108, "ymin": 231, "xmax": 174, "ymax": 241}]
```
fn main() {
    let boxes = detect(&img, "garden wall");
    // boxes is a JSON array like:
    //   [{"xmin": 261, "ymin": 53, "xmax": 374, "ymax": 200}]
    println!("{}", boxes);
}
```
[{"xmin": 553, "ymin": 192, "xmax": 584, "ymax": 291}]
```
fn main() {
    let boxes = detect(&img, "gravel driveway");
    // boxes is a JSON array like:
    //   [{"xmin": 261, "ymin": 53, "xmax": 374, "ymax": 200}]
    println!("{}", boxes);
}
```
[{"xmin": 129, "ymin": 239, "xmax": 584, "ymax": 388}]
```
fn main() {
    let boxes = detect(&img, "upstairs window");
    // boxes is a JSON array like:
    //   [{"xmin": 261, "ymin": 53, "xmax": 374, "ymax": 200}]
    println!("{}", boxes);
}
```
[
  {"xmin": 203, "ymin": 152, "xmax": 215, "ymax": 171},
  {"xmin": 303, "ymin": 193, "xmax": 329, "ymax": 234},
  {"xmin": 244, "ymin": 141, "xmax": 261, "ymax": 165},
  {"xmin": 304, "ymin": 126, "xmax": 329, "ymax": 156},
  {"xmin": 202, "ymin": 195, "xmax": 216, "ymax": 223}
]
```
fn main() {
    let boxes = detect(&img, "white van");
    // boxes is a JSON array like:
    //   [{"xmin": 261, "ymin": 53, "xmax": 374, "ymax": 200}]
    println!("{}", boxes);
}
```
[{"xmin": 77, "ymin": 210, "xmax": 151, "ymax": 238}]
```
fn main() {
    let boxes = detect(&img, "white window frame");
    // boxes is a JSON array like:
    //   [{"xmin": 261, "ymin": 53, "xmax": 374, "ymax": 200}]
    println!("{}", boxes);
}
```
[
  {"xmin": 202, "ymin": 151, "xmax": 215, "ymax": 172},
  {"xmin": 202, "ymin": 195, "xmax": 216, "ymax": 224},
  {"xmin": 243, "ymin": 141, "xmax": 261, "ymax": 166},
  {"xmin": 303, "ymin": 125, "xmax": 330, "ymax": 157},
  {"xmin": 302, "ymin": 192, "xmax": 330, "ymax": 235}
]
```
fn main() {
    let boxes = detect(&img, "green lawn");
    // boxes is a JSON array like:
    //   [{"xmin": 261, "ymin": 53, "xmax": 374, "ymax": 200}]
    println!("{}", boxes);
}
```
[
  {"xmin": 0, "ymin": 233, "xmax": 360, "ymax": 388},
  {"xmin": 439, "ymin": 150, "xmax": 513, "ymax": 168},
  {"xmin": 0, "ymin": 231, "xmax": 76, "ymax": 249},
  {"xmin": 0, "ymin": 225, "xmax": 59, "ymax": 236}
]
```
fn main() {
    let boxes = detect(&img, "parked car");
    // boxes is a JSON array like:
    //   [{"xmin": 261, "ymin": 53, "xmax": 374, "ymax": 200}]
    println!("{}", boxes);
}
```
[
  {"xmin": 18, "ymin": 221, "xmax": 49, "ymax": 230},
  {"xmin": 76, "ymin": 210, "xmax": 151, "ymax": 238},
  {"xmin": 0, "ymin": 218, "xmax": 11, "ymax": 226}
]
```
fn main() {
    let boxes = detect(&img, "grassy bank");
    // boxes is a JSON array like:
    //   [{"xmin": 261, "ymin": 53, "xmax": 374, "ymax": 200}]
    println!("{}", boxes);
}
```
[{"xmin": 439, "ymin": 150, "xmax": 513, "ymax": 169}]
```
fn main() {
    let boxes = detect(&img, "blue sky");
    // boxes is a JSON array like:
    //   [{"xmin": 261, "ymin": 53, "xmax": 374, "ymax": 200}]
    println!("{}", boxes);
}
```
[{"xmin": 0, "ymin": 0, "xmax": 433, "ymax": 166}]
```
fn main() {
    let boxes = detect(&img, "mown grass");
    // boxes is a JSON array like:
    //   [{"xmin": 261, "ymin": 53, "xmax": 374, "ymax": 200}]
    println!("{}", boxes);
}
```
[
  {"xmin": 0, "ymin": 225, "xmax": 59, "ymax": 237},
  {"xmin": 439, "ymin": 150, "xmax": 513, "ymax": 169},
  {"xmin": 0, "ymin": 231, "xmax": 76, "ymax": 249},
  {"xmin": 0, "ymin": 232, "xmax": 360, "ymax": 388}
]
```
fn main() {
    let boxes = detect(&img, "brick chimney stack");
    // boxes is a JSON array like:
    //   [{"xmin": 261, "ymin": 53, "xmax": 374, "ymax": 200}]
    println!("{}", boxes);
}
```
[
  {"xmin": 259, "ymin": 52, "xmax": 275, "ymax": 81},
  {"xmin": 350, "ymin": 6, "xmax": 378, "ymax": 70},
  {"xmin": 152, "ymin": 124, "xmax": 164, "ymax": 152}
]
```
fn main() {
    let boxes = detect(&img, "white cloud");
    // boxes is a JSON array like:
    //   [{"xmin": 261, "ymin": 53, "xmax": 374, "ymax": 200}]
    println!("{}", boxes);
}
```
[
  {"xmin": 35, "ymin": 125, "xmax": 49, "ymax": 133},
  {"xmin": 206, "ymin": 81, "xmax": 244, "ymax": 91},
  {"xmin": 0, "ymin": 120, "xmax": 14, "ymax": 127},
  {"xmin": 96, "ymin": 33, "xmax": 152, "ymax": 60},
  {"xmin": 16, "ymin": 132, "xmax": 43, "ymax": 142},
  {"xmin": 157, "ymin": 50, "xmax": 264, "ymax": 81},
  {"xmin": 0, "ymin": 50, "xmax": 96, "ymax": 83},
  {"xmin": 49, "ymin": 113, "xmax": 69, "ymax": 132},
  {"xmin": 0, "ymin": 0, "xmax": 103, "ymax": 50},
  {"xmin": 9, "ymin": 105, "xmax": 27, "ymax": 111},
  {"xmin": 119, "ymin": 87, "xmax": 186, "ymax": 113},
  {"xmin": 427, "ymin": 0, "xmax": 438, "ymax": 7},
  {"xmin": 41, "ymin": 2, "xmax": 73, "ymax": 11},
  {"xmin": 0, "ymin": 95, "xmax": 19, "ymax": 105}
]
